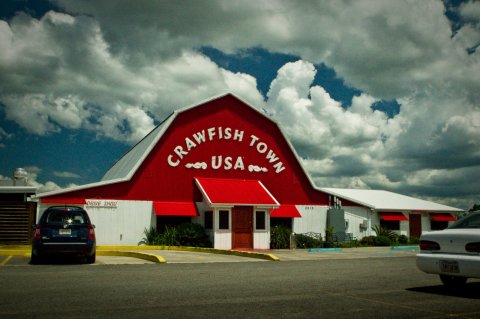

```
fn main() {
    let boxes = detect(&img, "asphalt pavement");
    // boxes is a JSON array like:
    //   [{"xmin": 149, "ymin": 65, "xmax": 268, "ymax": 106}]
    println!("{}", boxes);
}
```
[{"xmin": 1, "ymin": 256, "xmax": 479, "ymax": 318}]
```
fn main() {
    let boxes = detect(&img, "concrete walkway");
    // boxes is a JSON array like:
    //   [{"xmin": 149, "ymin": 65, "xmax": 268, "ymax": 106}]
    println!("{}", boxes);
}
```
[
  {"xmin": 269, "ymin": 246, "xmax": 418, "ymax": 261},
  {"xmin": 141, "ymin": 250, "xmax": 266, "ymax": 263},
  {"xmin": 1, "ymin": 245, "xmax": 419, "ymax": 265}
]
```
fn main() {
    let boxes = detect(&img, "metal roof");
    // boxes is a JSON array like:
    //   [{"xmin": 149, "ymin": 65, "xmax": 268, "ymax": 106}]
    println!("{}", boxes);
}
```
[
  {"xmin": 0, "ymin": 186, "xmax": 37, "ymax": 194},
  {"xmin": 320, "ymin": 188, "xmax": 462, "ymax": 213},
  {"xmin": 101, "ymin": 114, "xmax": 173, "ymax": 182}
]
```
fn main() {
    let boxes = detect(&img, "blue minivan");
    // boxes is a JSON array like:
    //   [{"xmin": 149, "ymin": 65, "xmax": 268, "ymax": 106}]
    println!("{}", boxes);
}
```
[{"xmin": 31, "ymin": 206, "xmax": 96, "ymax": 264}]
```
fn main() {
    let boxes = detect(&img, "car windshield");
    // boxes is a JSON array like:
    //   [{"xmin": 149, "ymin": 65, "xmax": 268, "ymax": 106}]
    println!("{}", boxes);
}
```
[
  {"xmin": 448, "ymin": 213, "xmax": 480, "ymax": 229},
  {"xmin": 45, "ymin": 211, "xmax": 87, "ymax": 225}
]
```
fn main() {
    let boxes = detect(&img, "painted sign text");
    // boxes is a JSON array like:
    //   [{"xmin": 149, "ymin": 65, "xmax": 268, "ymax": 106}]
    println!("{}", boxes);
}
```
[{"xmin": 167, "ymin": 126, "xmax": 285, "ymax": 173}]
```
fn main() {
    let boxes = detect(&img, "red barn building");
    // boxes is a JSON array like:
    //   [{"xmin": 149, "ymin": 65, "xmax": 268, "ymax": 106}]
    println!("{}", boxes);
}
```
[{"xmin": 34, "ymin": 93, "xmax": 462, "ymax": 248}]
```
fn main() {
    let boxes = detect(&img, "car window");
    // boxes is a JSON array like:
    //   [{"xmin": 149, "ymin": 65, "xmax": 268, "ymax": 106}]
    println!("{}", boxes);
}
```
[
  {"xmin": 449, "ymin": 213, "xmax": 480, "ymax": 229},
  {"xmin": 44, "ymin": 210, "xmax": 87, "ymax": 225}
]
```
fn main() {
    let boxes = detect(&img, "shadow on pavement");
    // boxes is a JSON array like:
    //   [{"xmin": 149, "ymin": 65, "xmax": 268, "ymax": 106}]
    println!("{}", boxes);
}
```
[
  {"xmin": 407, "ymin": 281, "xmax": 480, "ymax": 300},
  {"xmin": 29, "ymin": 256, "xmax": 91, "ymax": 265}
]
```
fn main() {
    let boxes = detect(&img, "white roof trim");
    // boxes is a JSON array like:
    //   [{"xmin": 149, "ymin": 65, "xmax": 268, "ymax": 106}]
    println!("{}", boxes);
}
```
[
  {"xmin": 320, "ymin": 187, "xmax": 463, "ymax": 213},
  {"xmin": 32, "ymin": 178, "xmax": 125, "ymax": 199}
]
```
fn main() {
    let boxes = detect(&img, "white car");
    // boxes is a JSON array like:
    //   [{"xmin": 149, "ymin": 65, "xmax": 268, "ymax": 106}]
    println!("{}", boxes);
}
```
[{"xmin": 416, "ymin": 211, "xmax": 480, "ymax": 287}]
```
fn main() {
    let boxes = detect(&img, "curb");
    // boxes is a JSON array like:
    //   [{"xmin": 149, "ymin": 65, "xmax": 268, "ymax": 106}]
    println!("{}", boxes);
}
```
[
  {"xmin": 0, "ymin": 248, "xmax": 165, "ymax": 263},
  {"xmin": 97, "ymin": 250, "xmax": 166, "ymax": 263},
  {"xmin": 390, "ymin": 245, "xmax": 419, "ymax": 251},
  {"xmin": 308, "ymin": 248, "xmax": 343, "ymax": 252},
  {"xmin": 98, "ymin": 245, "xmax": 280, "ymax": 261},
  {"xmin": 0, "ymin": 245, "xmax": 280, "ymax": 262}
]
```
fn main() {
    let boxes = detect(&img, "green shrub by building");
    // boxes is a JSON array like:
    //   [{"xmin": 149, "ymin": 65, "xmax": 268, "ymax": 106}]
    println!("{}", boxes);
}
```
[
  {"xmin": 270, "ymin": 225, "xmax": 291, "ymax": 249},
  {"xmin": 295, "ymin": 233, "xmax": 323, "ymax": 248},
  {"xmin": 374, "ymin": 235, "xmax": 392, "ymax": 246},
  {"xmin": 139, "ymin": 223, "xmax": 212, "ymax": 247}
]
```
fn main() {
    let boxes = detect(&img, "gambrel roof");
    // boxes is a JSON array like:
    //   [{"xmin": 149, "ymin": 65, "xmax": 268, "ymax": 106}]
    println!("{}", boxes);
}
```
[{"xmin": 34, "ymin": 92, "xmax": 318, "ymax": 200}]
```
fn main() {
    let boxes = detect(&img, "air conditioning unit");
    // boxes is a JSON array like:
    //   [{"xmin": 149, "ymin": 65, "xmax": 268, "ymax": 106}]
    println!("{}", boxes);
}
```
[{"xmin": 360, "ymin": 220, "xmax": 368, "ymax": 230}]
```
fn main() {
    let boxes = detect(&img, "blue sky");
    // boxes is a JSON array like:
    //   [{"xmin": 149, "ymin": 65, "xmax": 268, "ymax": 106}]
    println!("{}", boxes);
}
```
[{"xmin": 0, "ymin": 0, "xmax": 479, "ymax": 209}]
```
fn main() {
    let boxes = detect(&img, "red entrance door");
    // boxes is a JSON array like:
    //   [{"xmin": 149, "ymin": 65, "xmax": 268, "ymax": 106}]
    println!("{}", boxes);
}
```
[
  {"xmin": 232, "ymin": 206, "xmax": 253, "ymax": 249},
  {"xmin": 409, "ymin": 214, "xmax": 422, "ymax": 239}
]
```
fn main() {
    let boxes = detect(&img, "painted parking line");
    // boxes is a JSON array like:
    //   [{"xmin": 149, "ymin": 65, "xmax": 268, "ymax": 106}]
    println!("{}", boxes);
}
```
[{"xmin": 0, "ymin": 256, "xmax": 13, "ymax": 266}]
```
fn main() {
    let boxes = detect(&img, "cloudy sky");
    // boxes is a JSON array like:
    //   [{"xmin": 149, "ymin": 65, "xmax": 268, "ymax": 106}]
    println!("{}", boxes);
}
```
[{"xmin": 0, "ymin": 0, "xmax": 479, "ymax": 209}]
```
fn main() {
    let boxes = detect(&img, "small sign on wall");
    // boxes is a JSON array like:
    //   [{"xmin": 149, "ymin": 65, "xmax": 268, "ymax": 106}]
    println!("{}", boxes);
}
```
[{"xmin": 85, "ymin": 199, "xmax": 118, "ymax": 208}]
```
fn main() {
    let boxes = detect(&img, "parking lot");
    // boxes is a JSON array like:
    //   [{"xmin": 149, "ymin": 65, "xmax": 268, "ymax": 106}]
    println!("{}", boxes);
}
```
[{"xmin": 1, "ymin": 252, "xmax": 479, "ymax": 319}]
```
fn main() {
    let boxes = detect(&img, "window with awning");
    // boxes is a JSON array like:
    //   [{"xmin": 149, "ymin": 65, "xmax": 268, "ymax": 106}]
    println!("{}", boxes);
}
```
[
  {"xmin": 379, "ymin": 212, "xmax": 408, "ymax": 221},
  {"xmin": 430, "ymin": 213, "xmax": 456, "ymax": 222},
  {"xmin": 270, "ymin": 205, "xmax": 302, "ymax": 218},
  {"xmin": 153, "ymin": 201, "xmax": 199, "ymax": 216},
  {"xmin": 194, "ymin": 177, "xmax": 279, "ymax": 207}
]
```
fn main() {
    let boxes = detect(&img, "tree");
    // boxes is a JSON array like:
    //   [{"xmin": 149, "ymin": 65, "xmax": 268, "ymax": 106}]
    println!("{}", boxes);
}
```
[{"xmin": 469, "ymin": 203, "xmax": 480, "ymax": 212}]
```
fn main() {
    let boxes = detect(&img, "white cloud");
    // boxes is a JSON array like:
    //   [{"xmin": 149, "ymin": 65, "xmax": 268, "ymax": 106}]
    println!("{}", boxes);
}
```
[
  {"xmin": 265, "ymin": 60, "xmax": 480, "ymax": 208},
  {"xmin": 1, "ymin": 1, "xmax": 479, "ymax": 208},
  {"xmin": 0, "ymin": 127, "xmax": 13, "ymax": 148},
  {"xmin": 459, "ymin": 0, "xmax": 480, "ymax": 21},
  {"xmin": 11, "ymin": 166, "xmax": 61, "ymax": 193},
  {"xmin": 266, "ymin": 61, "xmax": 386, "ymax": 160},
  {"xmin": 51, "ymin": 0, "xmax": 479, "ymax": 99},
  {"xmin": 53, "ymin": 171, "xmax": 81, "ymax": 178},
  {"xmin": 0, "ymin": 11, "xmax": 263, "ymax": 144},
  {"xmin": 2, "ymin": 94, "xmax": 87, "ymax": 135}
]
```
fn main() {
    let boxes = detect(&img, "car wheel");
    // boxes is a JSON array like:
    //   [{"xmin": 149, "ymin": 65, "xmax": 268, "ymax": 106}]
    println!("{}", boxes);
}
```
[
  {"xmin": 86, "ymin": 253, "xmax": 96, "ymax": 264},
  {"xmin": 439, "ymin": 275, "xmax": 467, "ymax": 288},
  {"xmin": 30, "ymin": 253, "xmax": 41, "ymax": 265}
]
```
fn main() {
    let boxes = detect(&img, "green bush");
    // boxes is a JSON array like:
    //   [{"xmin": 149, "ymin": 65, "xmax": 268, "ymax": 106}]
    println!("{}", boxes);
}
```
[
  {"xmin": 270, "ymin": 225, "xmax": 291, "ymax": 249},
  {"xmin": 325, "ymin": 226, "xmax": 335, "ymax": 243},
  {"xmin": 360, "ymin": 235, "xmax": 376, "ymax": 246},
  {"xmin": 339, "ymin": 240, "xmax": 359, "ymax": 248},
  {"xmin": 398, "ymin": 234, "xmax": 409, "ymax": 245},
  {"xmin": 174, "ymin": 223, "xmax": 211, "ymax": 247},
  {"xmin": 159, "ymin": 226, "xmax": 180, "ymax": 246},
  {"xmin": 295, "ymin": 233, "xmax": 323, "ymax": 248},
  {"xmin": 138, "ymin": 223, "xmax": 211, "ymax": 247},
  {"xmin": 138, "ymin": 227, "xmax": 161, "ymax": 245},
  {"xmin": 409, "ymin": 236, "xmax": 420, "ymax": 245},
  {"xmin": 371, "ymin": 225, "xmax": 397, "ymax": 242},
  {"xmin": 374, "ymin": 235, "xmax": 392, "ymax": 246}
]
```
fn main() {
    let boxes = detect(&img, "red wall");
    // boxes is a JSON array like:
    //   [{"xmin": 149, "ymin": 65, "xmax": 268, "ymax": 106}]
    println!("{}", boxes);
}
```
[{"xmin": 43, "ymin": 95, "xmax": 329, "ymax": 205}]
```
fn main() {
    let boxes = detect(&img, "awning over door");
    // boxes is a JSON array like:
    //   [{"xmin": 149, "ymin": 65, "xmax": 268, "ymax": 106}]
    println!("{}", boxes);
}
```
[
  {"xmin": 379, "ymin": 212, "xmax": 408, "ymax": 221},
  {"xmin": 430, "ymin": 213, "xmax": 456, "ymax": 222},
  {"xmin": 194, "ymin": 177, "xmax": 279, "ymax": 207},
  {"xmin": 153, "ymin": 201, "xmax": 199, "ymax": 216},
  {"xmin": 270, "ymin": 205, "xmax": 302, "ymax": 218}
]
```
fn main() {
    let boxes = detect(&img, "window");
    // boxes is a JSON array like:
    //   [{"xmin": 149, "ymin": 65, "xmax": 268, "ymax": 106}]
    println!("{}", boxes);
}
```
[
  {"xmin": 255, "ymin": 211, "xmax": 266, "ymax": 230},
  {"xmin": 218, "ymin": 210, "xmax": 229, "ymax": 230},
  {"xmin": 270, "ymin": 217, "xmax": 292, "ymax": 229},
  {"xmin": 156, "ymin": 216, "xmax": 191, "ymax": 234},
  {"xmin": 449, "ymin": 213, "xmax": 480, "ymax": 229},
  {"xmin": 380, "ymin": 219, "xmax": 400, "ymax": 230},
  {"xmin": 430, "ymin": 220, "xmax": 448, "ymax": 231},
  {"xmin": 45, "ymin": 210, "xmax": 87, "ymax": 225},
  {"xmin": 204, "ymin": 211, "xmax": 213, "ymax": 230}
]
